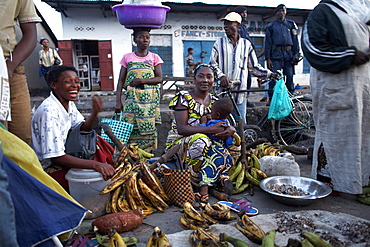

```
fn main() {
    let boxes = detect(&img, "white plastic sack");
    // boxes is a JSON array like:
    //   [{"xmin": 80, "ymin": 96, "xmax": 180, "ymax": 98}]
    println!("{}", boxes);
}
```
[{"xmin": 259, "ymin": 156, "xmax": 300, "ymax": 177}]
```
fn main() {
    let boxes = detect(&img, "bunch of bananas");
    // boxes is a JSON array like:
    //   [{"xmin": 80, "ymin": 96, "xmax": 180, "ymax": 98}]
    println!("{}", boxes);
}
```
[
  {"xmin": 180, "ymin": 202, "xmax": 236, "ymax": 230},
  {"xmin": 102, "ymin": 159, "xmax": 170, "ymax": 216},
  {"xmin": 228, "ymin": 154, "xmax": 268, "ymax": 194},
  {"xmin": 189, "ymin": 228, "xmax": 227, "ymax": 247},
  {"xmin": 252, "ymin": 143, "xmax": 281, "ymax": 159},
  {"xmin": 146, "ymin": 226, "xmax": 172, "ymax": 247},
  {"xmin": 235, "ymin": 214, "xmax": 266, "ymax": 244},
  {"xmin": 113, "ymin": 144, "xmax": 154, "ymax": 167}
]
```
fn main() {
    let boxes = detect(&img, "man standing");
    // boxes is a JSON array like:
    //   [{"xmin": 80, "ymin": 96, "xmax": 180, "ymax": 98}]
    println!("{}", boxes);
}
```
[
  {"xmin": 264, "ymin": 4, "xmax": 300, "ymax": 103},
  {"xmin": 210, "ymin": 12, "xmax": 275, "ymax": 124},
  {"xmin": 301, "ymin": 0, "xmax": 370, "ymax": 196},
  {"xmin": 0, "ymin": 0, "xmax": 41, "ymax": 144},
  {"xmin": 185, "ymin": 47, "xmax": 201, "ymax": 82},
  {"xmin": 233, "ymin": 6, "xmax": 255, "ymax": 108}
]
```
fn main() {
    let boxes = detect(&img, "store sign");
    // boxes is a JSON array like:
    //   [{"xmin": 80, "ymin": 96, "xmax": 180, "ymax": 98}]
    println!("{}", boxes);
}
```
[{"xmin": 181, "ymin": 30, "xmax": 224, "ymax": 37}]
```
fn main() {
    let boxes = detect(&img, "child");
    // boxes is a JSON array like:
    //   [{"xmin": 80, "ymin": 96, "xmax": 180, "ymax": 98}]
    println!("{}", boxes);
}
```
[{"xmin": 200, "ymin": 97, "xmax": 234, "ymax": 148}]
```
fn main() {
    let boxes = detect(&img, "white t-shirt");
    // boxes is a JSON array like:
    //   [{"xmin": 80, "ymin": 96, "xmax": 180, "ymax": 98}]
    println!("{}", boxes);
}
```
[{"xmin": 31, "ymin": 92, "xmax": 84, "ymax": 168}]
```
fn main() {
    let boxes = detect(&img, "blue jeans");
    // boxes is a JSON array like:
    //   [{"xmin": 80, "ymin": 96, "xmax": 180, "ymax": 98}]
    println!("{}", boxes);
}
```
[
  {"xmin": 268, "ymin": 59, "xmax": 295, "ymax": 99},
  {"xmin": 0, "ymin": 147, "xmax": 19, "ymax": 246},
  {"xmin": 231, "ymin": 99, "xmax": 247, "ymax": 125}
]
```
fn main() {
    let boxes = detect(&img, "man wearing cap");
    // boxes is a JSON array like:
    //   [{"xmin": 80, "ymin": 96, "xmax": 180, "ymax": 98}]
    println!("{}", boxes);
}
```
[
  {"xmin": 264, "ymin": 4, "xmax": 300, "ymax": 104},
  {"xmin": 210, "ymin": 12, "xmax": 276, "ymax": 124},
  {"xmin": 233, "ymin": 6, "xmax": 255, "ymax": 108}
]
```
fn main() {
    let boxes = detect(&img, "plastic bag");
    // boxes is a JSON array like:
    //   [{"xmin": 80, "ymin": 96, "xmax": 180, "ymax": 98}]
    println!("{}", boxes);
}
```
[
  {"xmin": 268, "ymin": 78, "xmax": 293, "ymax": 120},
  {"xmin": 0, "ymin": 47, "xmax": 11, "ymax": 121}
]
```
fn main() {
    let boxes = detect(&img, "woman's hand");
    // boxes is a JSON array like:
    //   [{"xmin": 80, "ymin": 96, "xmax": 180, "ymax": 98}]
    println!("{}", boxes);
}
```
[
  {"xmin": 130, "ymin": 78, "xmax": 144, "ymax": 87},
  {"xmin": 93, "ymin": 162, "xmax": 116, "ymax": 181},
  {"xmin": 213, "ymin": 124, "xmax": 236, "ymax": 139},
  {"xmin": 115, "ymin": 101, "xmax": 123, "ymax": 113}
]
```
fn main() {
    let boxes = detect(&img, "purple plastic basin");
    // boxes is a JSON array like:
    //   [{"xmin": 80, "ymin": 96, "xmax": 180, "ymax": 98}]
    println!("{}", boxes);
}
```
[{"xmin": 112, "ymin": 4, "xmax": 170, "ymax": 29}]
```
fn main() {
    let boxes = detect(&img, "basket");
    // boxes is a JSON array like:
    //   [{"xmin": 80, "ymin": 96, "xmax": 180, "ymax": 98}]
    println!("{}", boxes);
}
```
[
  {"xmin": 162, "ymin": 167, "xmax": 195, "ymax": 207},
  {"xmin": 100, "ymin": 113, "xmax": 133, "ymax": 145}
]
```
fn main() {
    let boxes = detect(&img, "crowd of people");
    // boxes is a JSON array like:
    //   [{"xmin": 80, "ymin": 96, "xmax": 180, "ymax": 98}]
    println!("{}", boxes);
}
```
[{"xmin": 1, "ymin": 2, "xmax": 369, "ymax": 244}]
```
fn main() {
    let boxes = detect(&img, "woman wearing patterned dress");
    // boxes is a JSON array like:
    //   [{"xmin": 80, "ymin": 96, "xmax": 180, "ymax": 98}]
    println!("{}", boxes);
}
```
[
  {"xmin": 115, "ymin": 28, "xmax": 163, "ymax": 152},
  {"xmin": 166, "ymin": 64, "xmax": 240, "ymax": 202}
]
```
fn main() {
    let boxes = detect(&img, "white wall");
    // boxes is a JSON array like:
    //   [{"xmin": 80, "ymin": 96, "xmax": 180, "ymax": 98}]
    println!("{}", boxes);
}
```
[{"xmin": 61, "ymin": 8, "xmax": 310, "ymax": 90}]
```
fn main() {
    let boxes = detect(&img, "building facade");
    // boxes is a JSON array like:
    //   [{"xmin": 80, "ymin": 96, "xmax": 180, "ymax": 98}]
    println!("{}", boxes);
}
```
[{"xmin": 42, "ymin": 1, "xmax": 312, "ymax": 91}]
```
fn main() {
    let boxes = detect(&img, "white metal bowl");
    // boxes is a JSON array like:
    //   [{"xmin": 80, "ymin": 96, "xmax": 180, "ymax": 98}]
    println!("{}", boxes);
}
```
[{"xmin": 260, "ymin": 176, "xmax": 332, "ymax": 206}]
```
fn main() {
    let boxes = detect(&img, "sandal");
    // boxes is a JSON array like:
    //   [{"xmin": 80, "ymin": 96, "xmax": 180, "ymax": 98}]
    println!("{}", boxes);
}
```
[
  {"xmin": 322, "ymin": 181, "xmax": 340, "ymax": 196},
  {"xmin": 218, "ymin": 199, "xmax": 259, "ymax": 216}
]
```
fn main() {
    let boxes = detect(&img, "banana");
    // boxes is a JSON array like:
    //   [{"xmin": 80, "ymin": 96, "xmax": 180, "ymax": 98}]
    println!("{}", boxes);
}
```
[
  {"xmin": 137, "ymin": 178, "xmax": 168, "ymax": 211},
  {"xmin": 236, "ymin": 221, "xmax": 263, "ymax": 245},
  {"xmin": 179, "ymin": 214, "xmax": 198, "ymax": 230},
  {"xmin": 111, "ymin": 162, "xmax": 133, "ymax": 181},
  {"xmin": 125, "ymin": 183, "xmax": 137, "ymax": 210},
  {"xmin": 229, "ymin": 162, "xmax": 243, "ymax": 182},
  {"xmin": 237, "ymin": 214, "xmax": 265, "ymax": 244},
  {"xmin": 195, "ymin": 228, "xmax": 220, "ymax": 245},
  {"xmin": 245, "ymin": 170, "xmax": 261, "ymax": 186},
  {"xmin": 154, "ymin": 227, "xmax": 172, "ymax": 247},
  {"xmin": 146, "ymin": 231, "xmax": 158, "ymax": 247},
  {"xmin": 201, "ymin": 210, "xmax": 219, "ymax": 225},
  {"xmin": 204, "ymin": 203, "xmax": 230, "ymax": 220},
  {"xmin": 301, "ymin": 239, "xmax": 315, "ymax": 247},
  {"xmin": 183, "ymin": 202, "xmax": 206, "ymax": 222},
  {"xmin": 138, "ymin": 147, "xmax": 155, "ymax": 159},
  {"xmin": 105, "ymin": 194, "xmax": 112, "ymax": 213},
  {"xmin": 235, "ymin": 168, "xmax": 246, "ymax": 190},
  {"xmin": 117, "ymin": 195, "xmax": 131, "ymax": 212},
  {"xmin": 142, "ymin": 203, "xmax": 158, "ymax": 216},
  {"xmin": 182, "ymin": 214, "xmax": 210, "ymax": 228},
  {"xmin": 250, "ymin": 167, "xmax": 259, "ymax": 180},
  {"xmin": 101, "ymin": 171, "xmax": 134, "ymax": 194},
  {"xmin": 126, "ymin": 172, "xmax": 146, "ymax": 209},
  {"xmin": 250, "ymin": 154, "xmax": 261, "ymax": 169},
  {"xmin": 260, "ymin": 230, "xmax": 276, "ymax": 247},
  {"xmin": 113, "ymin": 144, "xmax": 129, "ymax": 167},
  {"xmin": 219, "ymin": 232, "xmax": 249, "ymax": 247},
  {"xmin": 303, "ymin": 232, "xmax": 332, "ymax": 247},
  {"xmin": 233, "ymin": 183, "xmax": 250, "ymax": 195},
  {"xmin": 110, "ymin": 185, "xmax": 122, "ymax": 213},
  {"xmin": 252, "ymin": 168, "xmax": 268, "ymax": 181},
  {"xmin": 140, "ymin": 163, "xmax": 170, "ymax": 202},
  {"xmin": 111, "ymin": 232, "xmax": 127, "ymax": 247}
]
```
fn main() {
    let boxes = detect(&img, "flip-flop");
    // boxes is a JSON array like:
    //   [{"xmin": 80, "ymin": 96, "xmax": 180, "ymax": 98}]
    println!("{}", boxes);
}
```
[{"xmin": 218, "ymin": 200, "xmax": 259, "ymax": 216}]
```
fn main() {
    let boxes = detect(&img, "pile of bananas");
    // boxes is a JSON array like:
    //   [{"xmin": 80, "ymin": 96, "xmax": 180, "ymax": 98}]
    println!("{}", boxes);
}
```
[
  {"xmin": 228, "ymin": 154, "xmax": 268, "ymax": 194},
  {"xmin": 252, "ymin": 143, "xmax": 281, "ymax": 159},
  {"xmin": 101, "ymin": 145, "xmax": 169, "ymax": 215},
  {"xmin": 180, "ymin": 202, "xmax": 236, "ymax": 230},
  {"xmin": 146, "ymin": 226, "xmax": 172, "ymax": 247}
]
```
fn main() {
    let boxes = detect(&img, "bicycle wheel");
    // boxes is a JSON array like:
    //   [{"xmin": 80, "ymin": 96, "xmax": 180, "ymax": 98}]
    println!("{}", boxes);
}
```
[{"xmin": 276, "ymin": 98, "xmax": 315, "ymax": 146}]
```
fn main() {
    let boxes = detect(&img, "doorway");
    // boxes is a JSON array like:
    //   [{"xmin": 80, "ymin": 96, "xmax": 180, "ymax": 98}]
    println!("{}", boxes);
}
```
[{"xmin": 183, "ymin": 41, "xmax": 215, "ymax": 76}]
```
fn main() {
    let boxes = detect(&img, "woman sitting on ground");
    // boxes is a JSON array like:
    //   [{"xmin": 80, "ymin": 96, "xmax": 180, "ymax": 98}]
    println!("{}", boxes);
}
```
[
  {"xmin": 166, "ymin": 64, "xmax": 240, "ymax": 202},
  {"xmin": 31, "ymin": 65, "xmax": 115, "ymax": 189}
]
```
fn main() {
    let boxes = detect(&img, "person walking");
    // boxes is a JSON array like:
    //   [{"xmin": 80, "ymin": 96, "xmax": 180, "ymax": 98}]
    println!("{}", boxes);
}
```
[
  {"xmin": 38, "ymin": 38, "xmax": 63, "ymax": 84},
  {"xmin": 264, "ymin": 4, "xmax": 300, "ymax": 104},
  {"xmin": 301, "ymin": 0, "xmax": 370, "ymax": 195},
  {"xmin": 210, "ymin": 12, "xmax": 276, "ymax": 124},
  {"xmin": 185, "ymin": 47, "xmax": 201, "ymax": 85},
  {"xmin": 233, "ymin": 6, "xmax": 255, "ymax": 108},
  {"xmin": 0, "ymin": 0, "xmax": 41, "ymax": 145}
]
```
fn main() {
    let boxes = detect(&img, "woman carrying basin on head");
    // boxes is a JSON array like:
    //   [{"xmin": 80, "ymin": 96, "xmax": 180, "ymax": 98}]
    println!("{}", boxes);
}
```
[{"xmin": 115, "ymin": 28, "xmax": 163, "ymax": 152}]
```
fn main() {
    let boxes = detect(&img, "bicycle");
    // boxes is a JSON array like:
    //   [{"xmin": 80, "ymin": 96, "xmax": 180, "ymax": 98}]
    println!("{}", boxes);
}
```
[{"xmin": 214, "ymin": 78, "xmax": 315, "ymax": 148}]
